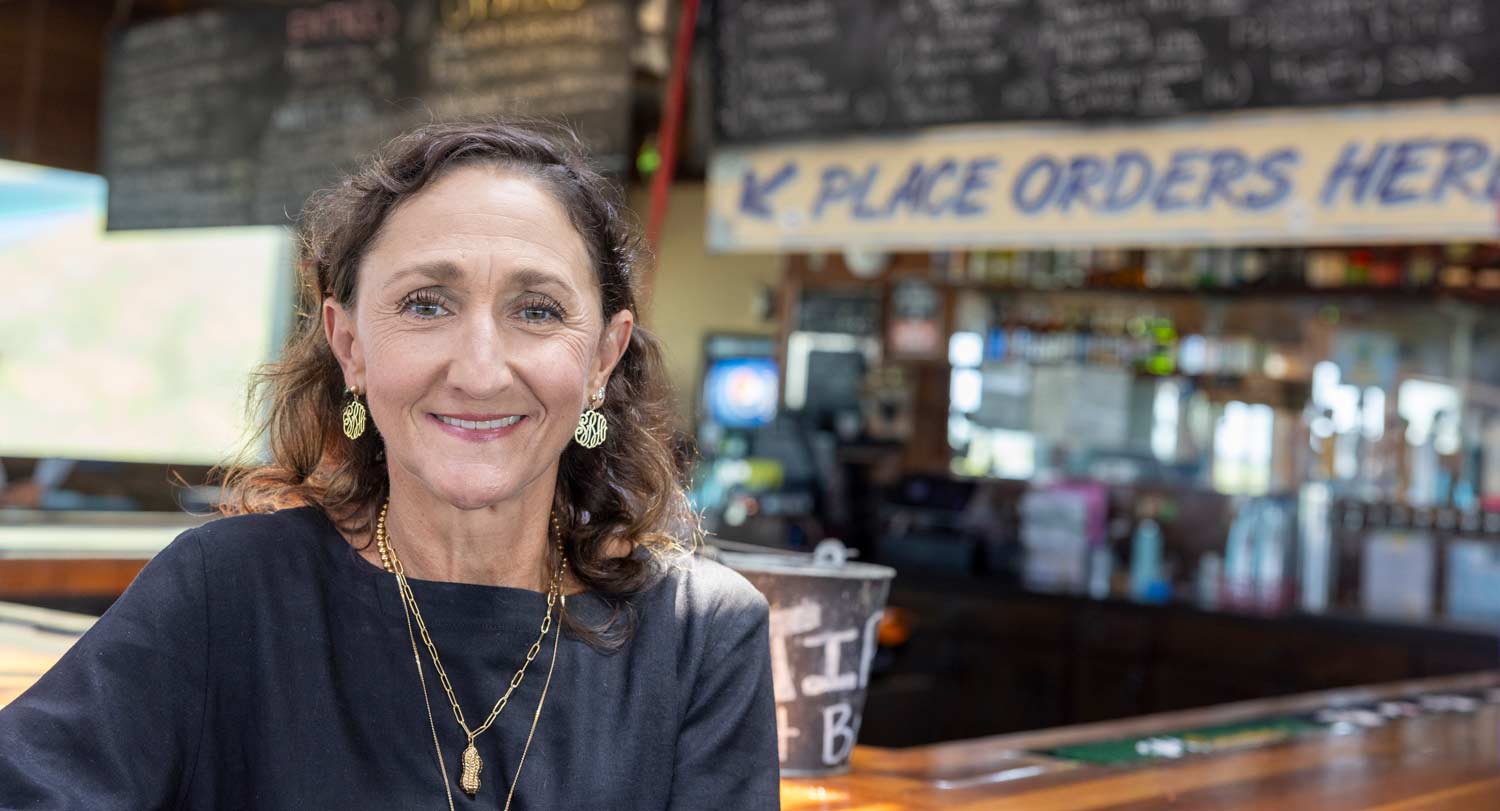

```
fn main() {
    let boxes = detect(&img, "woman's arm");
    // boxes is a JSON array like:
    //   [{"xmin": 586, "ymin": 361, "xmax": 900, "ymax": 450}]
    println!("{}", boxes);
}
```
[
  {"xmin": 0, "ymin": 530, "xmax": 209, "ymax": 809},
  {"xmin": 667, "ymin": 579, "xmax": 780, "ymax": 811}
]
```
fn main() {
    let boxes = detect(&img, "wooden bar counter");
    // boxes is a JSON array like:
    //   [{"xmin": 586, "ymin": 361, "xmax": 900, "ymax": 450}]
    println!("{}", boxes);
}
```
[
  {"xmin": 4, "ymin": 601, "xmax": 1498, "ymax": 809},
  {"xmin": 785, "ymin": 670, "xmax": 1500, "ymax": 810},
  {"xmin": 0, "ymin": 511, "xmax": 196, "ymax": 614}
]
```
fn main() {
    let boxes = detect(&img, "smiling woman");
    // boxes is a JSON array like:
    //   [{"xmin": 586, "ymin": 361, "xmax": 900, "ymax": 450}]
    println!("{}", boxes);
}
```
[
  {"xmin": 0, "ymin": 122, "xmax": 781, "ymax": 810},
  {"xmin": 236, "ymin": 123, "xmax": 680, "ymax": 617}
]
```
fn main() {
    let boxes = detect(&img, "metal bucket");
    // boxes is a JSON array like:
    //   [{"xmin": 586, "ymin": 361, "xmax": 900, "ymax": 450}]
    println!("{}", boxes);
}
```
[{"xmin": 716, "ymin": 541, "xmax": 896, "ymax": 776}]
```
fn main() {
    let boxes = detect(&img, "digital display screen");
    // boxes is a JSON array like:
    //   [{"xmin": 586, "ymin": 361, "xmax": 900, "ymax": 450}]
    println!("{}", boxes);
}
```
[{"xmin": 703, "ymin": 357, "xmax": 779, "ymax": 429}]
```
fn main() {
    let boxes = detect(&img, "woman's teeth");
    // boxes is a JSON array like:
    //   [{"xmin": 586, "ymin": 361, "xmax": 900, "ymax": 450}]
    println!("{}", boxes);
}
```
[{"xmin": 437, "ymin": 415, "xmax": 521, "ymax": 430}]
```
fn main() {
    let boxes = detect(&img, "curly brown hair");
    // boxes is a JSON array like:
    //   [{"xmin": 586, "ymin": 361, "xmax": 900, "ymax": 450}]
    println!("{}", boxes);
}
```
[{"xmin": 217, "ymin": 120, "xmax": 695, "ymax": 650}]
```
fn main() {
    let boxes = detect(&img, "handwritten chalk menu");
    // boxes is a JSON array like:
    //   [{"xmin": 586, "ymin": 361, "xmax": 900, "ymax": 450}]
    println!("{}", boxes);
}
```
[
  {"xmin": 103, "ymin": 0, "xmax": 632, "ymax": 230},
  {"xmin": 713, "ymin": 0, "xmax": 1500, "ymax": 144},
  {"xmin": 102, "ymin": 10, "xmax": 284, "ymax": 229}
]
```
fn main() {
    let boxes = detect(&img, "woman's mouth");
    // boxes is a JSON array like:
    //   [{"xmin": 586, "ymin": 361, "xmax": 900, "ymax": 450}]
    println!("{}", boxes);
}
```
[
  {"xmin": 435, "ymin": 414, "xmax": 522, "ymax": 430},
  {"xmin": 430, "ymin": 413, "xmax": 526, "ymax": 440}
]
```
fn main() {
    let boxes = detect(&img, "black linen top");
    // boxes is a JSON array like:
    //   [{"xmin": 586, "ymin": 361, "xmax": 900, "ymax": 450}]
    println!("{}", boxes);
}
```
[{"xmin": 0, "ymin": 507, "xmax": 780, "ymax": 810}]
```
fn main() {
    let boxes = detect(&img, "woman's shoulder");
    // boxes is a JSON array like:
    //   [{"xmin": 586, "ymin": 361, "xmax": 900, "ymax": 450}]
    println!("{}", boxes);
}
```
[
  {"xmin": 184, "ymin": 504, "xmax": 330, "ymax": 543},
  {"xmin": 177, "ymin": 505, "xmax": 338, "ymax": 572},
  {"xmin": 638, "ymin": 544, "xmax": 769, "ymax": 629},
  {"xmin": 626, "ymin": 547, "xmax": 772, "ymax": 688}
]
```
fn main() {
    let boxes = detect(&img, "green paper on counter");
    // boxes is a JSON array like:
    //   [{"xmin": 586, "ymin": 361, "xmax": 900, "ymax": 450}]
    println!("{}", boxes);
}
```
[{"xmin": 1044, "ymin": 717, "xmax": 1325, "ymax": 765}]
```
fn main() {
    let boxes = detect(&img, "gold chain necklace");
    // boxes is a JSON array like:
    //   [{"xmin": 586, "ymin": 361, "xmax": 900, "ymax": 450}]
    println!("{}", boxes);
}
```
[{"xmin": 376, "ymin": 500, "xmax": 566, "ymax": 809}]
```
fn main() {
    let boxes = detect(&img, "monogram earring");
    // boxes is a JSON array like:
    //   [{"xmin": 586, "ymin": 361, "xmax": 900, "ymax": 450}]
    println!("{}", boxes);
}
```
[
  {"xmin": 574, "ymin": 386, "xmax": 607, "ymax": 449},
  {"xmin": 341, "ymin": 385, "xmax": 367, "ymax": 440}
]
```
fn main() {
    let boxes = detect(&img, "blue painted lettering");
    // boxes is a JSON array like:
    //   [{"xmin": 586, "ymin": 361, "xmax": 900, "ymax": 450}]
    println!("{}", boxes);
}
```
[
  {"xmin": 1056, "ymin": 154, "xmax": 1107, "ymax": 212},
  {"xmin": 1377, "ymin": 139, "xmax": 1436, "ymax": 205},
  {"xmin": 813, "ymin": 165, "xmax": 861, "ymax": 219},
  {"xmin": 1430, "ymin": 139, "xmax": 1489, "ymax": 202},
  {"xmin": 920, "ymin": 159, "xmax": 961, "ymax": 216},
  {"xmin": 1013, "ymin": 156, "xmax": 1061, "ymax": 214},
  {"xmin": 1102, "ymin": 150, "xmax": 1153, "ymax": 212},
  {"xmin": 883, "ymin": 163, "xmax": 928, "ymax": 217},
  {"xmin": 739, "ymin": 163, "xmax": 797, "ymax": 219},
  {"xmin": 950, "ymin": 158, "xmax": 998, "ymax": 216},
  {"xmin": 1153, "ymin": 150, "xmax": 1205, "ymax": 212},
  {"xmin": 1243, "ymin": 148, "xmax": 1298, "ymax": 210},
  {"xmin": 849, "ymin": 166, "xmax": 884, "ymax": 220},
  {"xmin": 1321, "ymin": 142, "xmax": 1389, "ymax": 206},
  {"xmin": 1199, "ymin": 149, "xmax": 1251, "ymax": 208}
]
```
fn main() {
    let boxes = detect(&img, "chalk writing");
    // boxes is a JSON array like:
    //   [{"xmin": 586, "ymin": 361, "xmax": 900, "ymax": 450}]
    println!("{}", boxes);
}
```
[
  {"xmin": 766, "ymin": 599, "xmax": 886, "ymax": 767},
  {"xmin": 103, "ymin": 0, "xmax": 631, "ymax": 230},
  {"xmin": 714, "ymin": 0, "xmax": 1500, "ymax": 144},
  {"xmin": 775, "ymin": 705, "xmax": 801, "ymax": 763},
  {"xmin": 822, "ymin": 702, "xmax": 859, "ymax": 767},
  {"xmin": 799, "ymin": 628, "xmax": 859, "ymax": 696}
]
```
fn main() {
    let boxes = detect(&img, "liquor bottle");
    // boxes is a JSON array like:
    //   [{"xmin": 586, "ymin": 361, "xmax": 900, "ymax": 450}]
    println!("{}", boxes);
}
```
[
  {"xmin": 1440, "ymin": 244, "xmax": 1475, "ymax": 289},
  {"xmin": 1369, "ymin": 248, "xmax": 1402, "ymax": 288},
  {"xmin": 1130, "ymin": 517, "xmax": 1166, "ymax": 602},
  {"xmin": 1404, "ymin": 247, "xmax": 1439, "ymax": 289},
  {"xmin": 1235, "ymin": 249, "xmax": 1269, "ymax": 289},
  {"xmin": 1307, "ymin": 250, "xmax": 1347, "ymax": 288},
  {"xmin": 1346, "ymin": 248, "xmax": 1373, "ymax": 287}
]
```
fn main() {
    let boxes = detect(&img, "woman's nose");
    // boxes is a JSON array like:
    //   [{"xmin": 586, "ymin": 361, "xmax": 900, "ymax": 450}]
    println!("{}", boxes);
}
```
[{"xmin": 447, "ymin": 314, "xmax": 516, "ymax": 399}]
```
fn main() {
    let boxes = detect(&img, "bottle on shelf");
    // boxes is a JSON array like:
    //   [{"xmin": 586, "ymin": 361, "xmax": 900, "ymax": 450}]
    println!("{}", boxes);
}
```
[
  {"xmin": 1129, "ymin": 516, "xmax": 1167, "ymax": 602},
  {"xmin": 1404, "ymin": 247, "xmax": 1439, "ymax": 289}
]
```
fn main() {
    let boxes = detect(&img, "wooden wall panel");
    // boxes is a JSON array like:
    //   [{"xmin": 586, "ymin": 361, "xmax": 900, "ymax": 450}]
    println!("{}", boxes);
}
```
[{"xmin": 0, "ymin": 0, "xmax": 193, "ymax": 172}]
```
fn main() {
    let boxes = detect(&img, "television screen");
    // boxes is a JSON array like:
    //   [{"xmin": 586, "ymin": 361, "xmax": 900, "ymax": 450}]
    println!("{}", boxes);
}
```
[
  {"xmin": 703, "ymin": 357, "xmax": 779, "ymax": 429},
  {"xmin": 0, "ymin": 160, "xmax": 293, "ymax": 464}
]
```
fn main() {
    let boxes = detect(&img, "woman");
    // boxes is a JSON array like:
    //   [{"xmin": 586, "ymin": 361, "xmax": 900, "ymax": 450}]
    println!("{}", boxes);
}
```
[{"xmin": 0, "ymin": 122, "xmax": 780, "ymax": 809}]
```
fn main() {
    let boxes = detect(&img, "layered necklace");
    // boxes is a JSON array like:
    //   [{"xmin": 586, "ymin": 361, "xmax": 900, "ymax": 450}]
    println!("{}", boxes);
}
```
[{"xmin": 375, "ymin": 500, "xmax": 566, "ymax": 811}]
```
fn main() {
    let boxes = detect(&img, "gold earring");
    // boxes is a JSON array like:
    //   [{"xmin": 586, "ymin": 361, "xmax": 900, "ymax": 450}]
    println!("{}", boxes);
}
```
[
  {"xmin": 574, "ymin": 386, "xmax": 606, "ymax": 449},
  {"xmin": 342, "ymin": 386, "xmax": 367, "ymax": 440}
]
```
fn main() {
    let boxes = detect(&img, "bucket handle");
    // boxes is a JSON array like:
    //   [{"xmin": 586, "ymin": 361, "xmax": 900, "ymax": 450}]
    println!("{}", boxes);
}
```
[{"xmin": 813, "ymin": 538, "xmax": 853, "ymax": 567}]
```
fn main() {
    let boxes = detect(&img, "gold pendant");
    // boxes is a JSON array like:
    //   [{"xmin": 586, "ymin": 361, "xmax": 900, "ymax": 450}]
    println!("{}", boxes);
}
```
[{"xmin": 460, "ymin": 743, "xmax": 483, "ymax": 796}]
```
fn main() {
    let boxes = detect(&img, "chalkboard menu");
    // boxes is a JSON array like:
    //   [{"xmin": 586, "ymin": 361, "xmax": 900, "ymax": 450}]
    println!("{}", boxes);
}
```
[
  {"xmin": 103, "ymin": 0, "xmax": 633, "ymax": 230},
  {"xmin": 713, "ymin": 0, "xmax": 1500, "ymax": 144}
]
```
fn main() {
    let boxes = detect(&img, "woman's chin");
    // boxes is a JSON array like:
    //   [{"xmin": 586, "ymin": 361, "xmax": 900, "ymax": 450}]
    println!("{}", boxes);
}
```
[
  {"xmin": 440, "ymin": 487, "xmax": 517, "ymax": 512},
  {"xmin": 412, "ymin": 473, "xmax": 519, "ymax": 512},
  {"xmin": 397, "ymin": 459, "xmax": 556, "ymax": 512}
]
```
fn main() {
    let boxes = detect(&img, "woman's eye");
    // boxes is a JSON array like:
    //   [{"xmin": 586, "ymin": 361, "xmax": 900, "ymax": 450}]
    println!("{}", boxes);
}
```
[
  {"xmin": 400, "ymin": 294, "xmax": 450, "ymax": 319},
  {"xmin": 518, "ymin": 299, "xmax": 564, "ymax": 323}
]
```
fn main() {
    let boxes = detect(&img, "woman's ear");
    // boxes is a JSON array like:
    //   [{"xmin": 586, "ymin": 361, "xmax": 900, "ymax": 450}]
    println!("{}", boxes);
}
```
[
  {"xmin": 592, "ymin": 309, "xmax": 635, "ymax": 393},
  {"xmin": 323, "ymin": 296, "xmax": 364, "ymax": 388}
]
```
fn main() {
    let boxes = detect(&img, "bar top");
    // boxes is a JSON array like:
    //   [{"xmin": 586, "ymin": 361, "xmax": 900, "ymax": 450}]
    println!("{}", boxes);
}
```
[{"xmin": 784, "ymin": 670, "xmax": 1500, "ymax": 810}]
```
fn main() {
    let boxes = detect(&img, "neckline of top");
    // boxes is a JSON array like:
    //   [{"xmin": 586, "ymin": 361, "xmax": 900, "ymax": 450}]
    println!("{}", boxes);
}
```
[{"xmin": 296, "ymin": 504, "xmax": 635, "ymax": 629}]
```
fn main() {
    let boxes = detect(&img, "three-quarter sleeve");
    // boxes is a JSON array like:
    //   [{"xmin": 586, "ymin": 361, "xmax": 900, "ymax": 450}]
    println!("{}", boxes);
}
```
[
  {"xmin": 667, "ymin": 584, "xmax": 781, "ymax": 811},
  {"xmin": 0, "ymin": 530, "xmax": 209, "ymax": 809}
]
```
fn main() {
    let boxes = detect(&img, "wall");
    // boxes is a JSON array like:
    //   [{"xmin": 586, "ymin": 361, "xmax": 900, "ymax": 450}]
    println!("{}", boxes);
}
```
[
  {"xmin": 0, "ymin": 0, "xmax": 110, "ymax": 172},
  {"xmin": 1, "ymin": 0, "xmax": 197, "ymax": 173},
  {"xmin": 629, "ymin": 183, "xmax": 782, "ymax": 424}
]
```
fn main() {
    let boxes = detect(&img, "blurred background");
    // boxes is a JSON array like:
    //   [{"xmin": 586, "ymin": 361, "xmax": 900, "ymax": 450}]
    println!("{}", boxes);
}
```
[{"xmin": 5, "ymin": 0, "xmax": 1500, "ymax": 770}]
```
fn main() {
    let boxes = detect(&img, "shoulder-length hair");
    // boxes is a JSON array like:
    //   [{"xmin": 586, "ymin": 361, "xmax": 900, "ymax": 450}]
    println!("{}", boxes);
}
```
[{"xmin": 217, "ymin": 120, "xmax": 694, "ymax": 650}]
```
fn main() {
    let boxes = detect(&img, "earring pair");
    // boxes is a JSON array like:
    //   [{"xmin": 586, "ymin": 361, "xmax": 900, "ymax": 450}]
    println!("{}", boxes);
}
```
[
  {"xmin": 575, "ymin": 386, "xmax": 607, "ymax": 449},
  {"xmin": 343, "ymin": 384, "xmax": 606, "ymax": 448}
]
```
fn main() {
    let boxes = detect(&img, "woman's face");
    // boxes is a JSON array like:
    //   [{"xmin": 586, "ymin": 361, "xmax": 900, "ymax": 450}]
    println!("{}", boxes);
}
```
[{"xmin": 324, "ymin": 165, "xmax": 633, "ymax": 511}]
